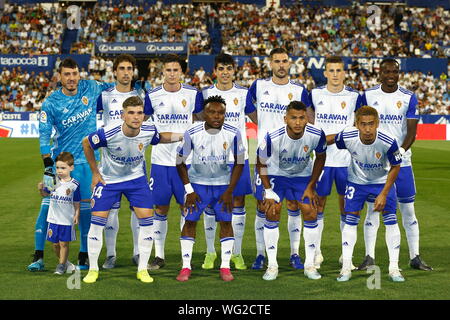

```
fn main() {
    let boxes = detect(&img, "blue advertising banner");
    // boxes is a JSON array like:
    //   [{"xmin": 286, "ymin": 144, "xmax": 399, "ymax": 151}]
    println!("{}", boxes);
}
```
[
  {"xmin": 0, "ymin": 54, "xmax": 90, "ymax": 74},
  {"xmin": 95, "ymin": 42, "xmax": 187, "ymax": 55}
]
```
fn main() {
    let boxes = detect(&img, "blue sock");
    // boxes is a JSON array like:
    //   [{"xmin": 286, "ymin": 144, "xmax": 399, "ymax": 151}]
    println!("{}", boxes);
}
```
[
  {"xmin": 78, "ymin": 202, "xmax": 92, "ymax": 253},
  {"xmin": 35, "ymin": 197, "xmax": 50, "ymax": 251}
]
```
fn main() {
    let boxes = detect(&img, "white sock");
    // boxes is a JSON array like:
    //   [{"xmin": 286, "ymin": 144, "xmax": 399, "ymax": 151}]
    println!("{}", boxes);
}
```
[
  {"xmin": 130, "ymin": 210, "xmax": 140, "ymax": 256},
  {"xmin": 153, "ymin": 213, "xmax": 168, "ymax": 259},
  {"xmin": 137, "ymin": 217, "xmax": 154, "ymax": 272},
  {"xmin": 232, "ymin": 207, "xmax": 246, "ymax": 255},
  {"xmin": 399, "ymin": 202, "xmax": 419, "ymax": 259},
  {"xmin": 87, "ymin": 216, "xmax": 107, "ymax": 271},
  {"xmin": 105, "ymin": 207, "xmax": 119, "ymax": 257},
  {"xmin": 383, "ymin": 214, "xmax": 401, "ymax": 271},
  {"xmin": 342, "ymin": 214, "xmax": 360, "ymax": 270},
  {"xmin": 255, "ymin": 209, "xmax": 266, "ymax": 257},
  {"xmin": 180, "ymin": 237, "xmax": 195, "ymax": 269},
  {"xmin": 316, "ymin": 212, "xmax": 324, "ymax": 255},
  {"xmin": 303, "ymin": 220, "xmax": 319, "ymax": 269},
  {"xmin": 203, "ymin": 207, "xmax": 217, "ymax": 254},
  {"xmin": 287, "ymin": 209, "xmax": 302, "ymax": 256},
  {"xmin": 220, "ymin": 237, "xmax": 235, "ymax": 269},
  {"xmin": 340, "ymin": 214, "xmax": 346, "ymax": 234},
  {"xmin": 263, "ymin": 219, "xmax": 279, "ymax": 268},
  {"xmin": 363, "ymin": 202, "xmax": 380, "ymax": 259}
]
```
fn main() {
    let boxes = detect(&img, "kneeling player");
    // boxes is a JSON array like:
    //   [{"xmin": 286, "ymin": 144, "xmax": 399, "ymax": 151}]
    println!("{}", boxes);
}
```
[
  {"xmin": 81, "ymin": 96, "xmax": 182, "ymax": 283},
  {"xmin": 175, "ymin": 95, "xmax": 245, "ymax": 282},
  {"xmin": 328, "ymin": 106, "xmax": 404, "ymax": 282},
  {"xmin": 256, "ymin": 101, "xmax": 326, "ymax": 280}
]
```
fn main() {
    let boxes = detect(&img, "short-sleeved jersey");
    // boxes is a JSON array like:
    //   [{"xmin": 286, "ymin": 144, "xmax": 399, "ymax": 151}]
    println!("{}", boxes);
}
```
[
  {"xmin": 87, "ymin": 122, "xmax": 160, "ymax": 184},
  {"xmin": 148, "ymin": 84, "xmax": 204, "ymax": 166},
  {"xmin": 202, "ymin": 83, "xmax": 252, "ymax": 160},
  {"xmin": 177, "ymin": 122, "xmax": 245, "ymax": 186},
  {"xmin": 335, "ymin": 127, "xmax": 402, "ymax": 185},
  {"xmin": 246, "ymin": 78, "xmax": 311, "ymax": 144},
  {"xmin": 47, "ymin": 177, "xmax": 81, "ymax": 226},
  {"xmin": 311, "ymin": 85, "xmax": 362, "ymax": 167},
  {"xmin": 39, "ymin": 80, "xmax": 114, "ymax": 164},
  {"xmin": 257, "ymin": 124, "xmax": 327, "ymax": 177},
  {"xmin": 97, "ymin": 86, "xmax": 152, "ymax": 126},
  {"xmin": 360, "ymin": 85, "xmax": 419, "ymax": 167}
]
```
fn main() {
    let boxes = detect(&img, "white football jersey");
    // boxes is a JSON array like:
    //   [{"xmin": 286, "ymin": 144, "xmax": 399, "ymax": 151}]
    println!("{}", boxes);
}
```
[
  {"xmin": 335, "ymin": 127, "xmax": 402, "ymax": 185},
  {"xmin": 148, "ymin": 84, "xmax": 204, "ymax": 166},
  {"xmin": 88, "ymin": 122, "xmax": 160, "ymax": 184},
  {"xmin": 202, "ymin": 83, "xmax": 251, "ymax": 160},
  {"xmin": 177, "ymin": 122, "xmax": 245, "ymax": 186},
  {"xmin": 246, "ymin": 78, "xmax": 310, "ymax": 144},
  {"xmin": 47, "ymin": 177, "xmax": 81, "ymax": 226},
  {"xmin": 257, "ymin": 124, "xmax": 327, "ymax": 177},
  {"xmin": 311, "ymin": 85, "xmax": 362, "ymax": 167},
  {"xmin": 361, "ymin": 85, "xmax": 419, "ymax": 167},
  {"xmin": 97, "ymin": 86, "xmax": 152, "ymax": 127}
]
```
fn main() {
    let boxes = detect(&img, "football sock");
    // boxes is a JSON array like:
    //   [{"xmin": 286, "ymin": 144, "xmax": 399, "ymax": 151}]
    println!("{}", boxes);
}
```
[
  {"xmin": 287, "ymin": 209, "xmax": 301, "ymax": 256},
  {"xmin": 180, "ymin": 236, "xmax": 195, "ymax": 269},
  {"xmin": 264, "ymin": 219, "xmax": 279, "ymax": 268},
  {"xmin": 137, "ymin": 217, "xmax": 154, "ymax": 272},
  {"xmin": 87, "ymin": 216, "xmax": 107, "ymax": 271},
  {"xmin": 316, "ymin": 211, "xmax": 324, "ymax": 255},
  {"xmin": 342, "ymin": 214, "xmax": 360, "ymax": 270},
  {"xmin": 153, "ymin": 213, "xmax": 168, "ymax": 259},
  {"xmin": 232, "ymin": 207, "xmax": 246, "ymax": 255},
  {"xmin": 255, "ymin": 209, "xmax": 266, "ymax": 257},
  {"xmin": 79, "ymin": 202, "xmax": 92, "ymax": 253},
  {"xmin": 363, "ymin": 202, "xmax": 380, "ymax": 259},
  {"xmin": 398, "ymin": 202, "xmax": 420, "ymax": 259},
  {"xmin": 105, "ymin": 207, "xmax": 119, "ymax": 257},
  {"xmin": 220, "ymin": 237, "xmax": 235, "ymax": 269},
  {"xmin": 340, "ymin": 214, "xmax": 346, "ymax": 234},
  {"xmin": 383, "ymin": 213, "xmax": 401, "ymax": 271},
  {"xmin": 203, "ymin": 207, "xmax": 217, "ymax": 254},
  {"xmin": 130, "ymin": 209, "xmax": 140, "ymax": 256},
  {"xmin": 303, "ymin": 219, "xmax": 319, "ymax": 269},
  {"xmin": 35, "ymin": 197, "xmax": 50, "ymax": 252}
]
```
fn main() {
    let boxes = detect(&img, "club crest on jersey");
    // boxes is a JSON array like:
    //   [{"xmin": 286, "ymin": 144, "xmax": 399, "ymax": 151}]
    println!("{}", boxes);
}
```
[
  {"xmin": 341, "ymin": 101, "xmax": 346, "ymax": 109},
  {"xmin": 82, "ymin": 96, "xmax": 89, "ymax": 106},
  {"xmin": 92, "ymin": 134, "xmax": 100, "ymax": 145},
  {"xmin": 223, "ymin": 142, "xmax": 228, "ymax": 150},
  {"xmin": 138, "ymin": 143, "xmax": 144, "ymax": 152},
  {"xmin": 375, "ymin": 152, "xmax": 381, "ymax": 159},
  {"xmin": 182, "ymin": 99, "xmax": 187, "ymax": 108},
  {"xmin": 47, "ymin": 228, "xmax": 53, "ymax": 238},
  {"xmin": 66, "ymin": 188, "xmax": 71, "ymax": 196},
  {"xmin": 233, "ymin": 97, "xmax": 239, "ymax": 106},
  {"xmin": 303, "ymin": 145, "xmax": 309, "ymax": 152},
  {"xmin": 288, "ymin": 93, "xmax": 293, "ymax": 100},
  {"xmin": 397, "ymin": 101, "xmax": 402, "ymax": 108}
]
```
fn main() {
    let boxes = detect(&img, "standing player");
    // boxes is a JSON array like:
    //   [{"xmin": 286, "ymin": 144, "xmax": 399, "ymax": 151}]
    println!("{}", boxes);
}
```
[
  {"xmin": 246, "ymin": 48, "xmax": 311, "ymax": 270},
  {"xmin": 82, "ymin": 96, "xmax": 183, "ymax": 283},
  {"xmin": 256, "ymin": 101, "xmax": 326, "ymax": 280},
  {"xmin": 175, "ymin": 95, "xmax": 245, "ymax": 282},
  {"xmin": 327, "ymin": 106, "xmax": 404, "ymax": 282},
  {"xmin": 28, "ymin": 58, "xmax": 113, "ymax": 271},
  {"xmin": 96, "ymin": 54, "xmax": 152, "ymax": 269},
  {"xmin": 201, "ymin": 53, "xmax": 257, "ymax": 270},
  {"xmin": 358, "ymin": 59, "xmax": 432, "ymax": 271},
  {"xmin": 309, "ymin": 56, "xmax": 362, "ymax": 269},
  {"xmin": 147, "ymin": 53, "xmax": 204, "ymax": 270}
]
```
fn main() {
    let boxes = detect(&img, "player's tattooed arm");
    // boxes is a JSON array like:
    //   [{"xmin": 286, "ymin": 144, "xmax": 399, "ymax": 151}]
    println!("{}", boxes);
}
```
[
  {"xmin": 219, "ymin": 153, "xmax": 244, "ymax": 213},
  {"xmin": 158, "ymin": 132, "xmax": 184, "ymax": 143},
  {"xmin": 302, "ymin": 151, "xmax": 326, "ymax": 210},
  {"xmin": 306, "ymin": 106, "xmax": 315, "ymax": 124},
  {"xmin": 374, "ymin": 164, "xmax": 400, "ymax": 212},
  {"xmin": 325, "ymin": 134, "xmax": 337, "ymax": 145},
  {"xmin": 176, "ymin": 154, "xmax": 201, "ymax": 214},
  {"xmin": 82, "ymin": 137, "xmax": 106, "ymax": 189},
  {"xmin": 401, "ymin": 118, "xmax": 419, "ymax": 153}
]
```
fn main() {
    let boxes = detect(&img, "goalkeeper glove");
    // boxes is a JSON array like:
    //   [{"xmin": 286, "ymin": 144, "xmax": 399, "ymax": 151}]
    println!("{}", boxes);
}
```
[{"xmin": 43, "ymin": 158, "xmax": 56, "ymax": 193}]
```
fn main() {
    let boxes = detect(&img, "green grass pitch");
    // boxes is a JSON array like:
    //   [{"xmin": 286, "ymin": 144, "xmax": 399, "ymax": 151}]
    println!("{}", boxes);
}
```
[{"xmin": 0, "ymin": 138, "xmax": 449, "ymax": 300}]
